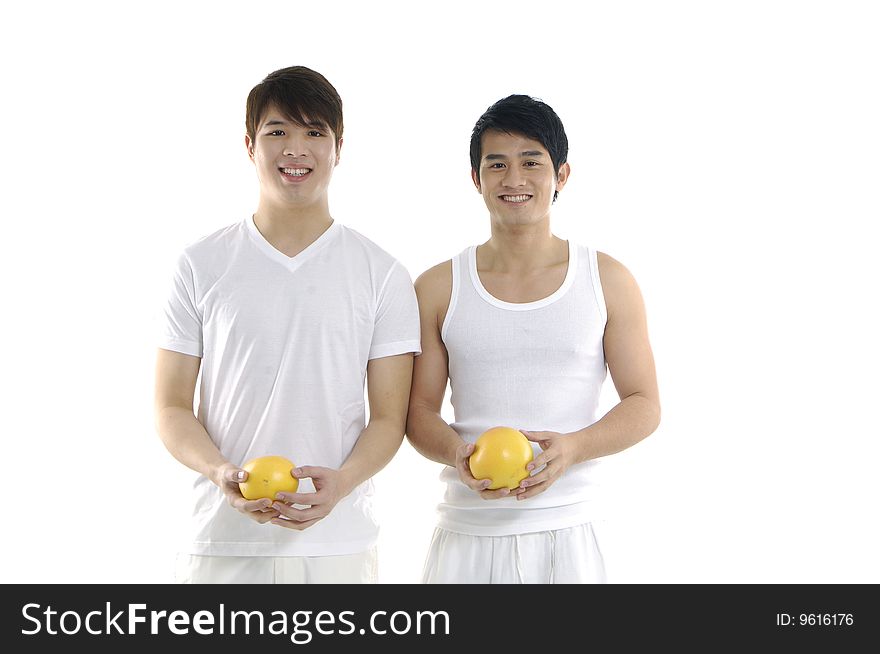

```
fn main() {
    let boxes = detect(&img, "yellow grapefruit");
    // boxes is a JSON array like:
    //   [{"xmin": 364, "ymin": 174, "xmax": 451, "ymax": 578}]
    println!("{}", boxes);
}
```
[
  {"xmin": 468, "ymin": 426, "xmax": 534, "ymax": 490},
  {"xmin": 238, "ymin": 455, "xmax": 299, "ymax": 500}
]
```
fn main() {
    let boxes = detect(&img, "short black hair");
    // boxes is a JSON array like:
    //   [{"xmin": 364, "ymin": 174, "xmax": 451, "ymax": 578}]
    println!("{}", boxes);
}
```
[
  {"xmin": 246, "ymin": 66, "xmax": 343, "ymax": 147},
  {"xmin": 470, "ymin": 94, "xmax": 569, "ymax": 202}
]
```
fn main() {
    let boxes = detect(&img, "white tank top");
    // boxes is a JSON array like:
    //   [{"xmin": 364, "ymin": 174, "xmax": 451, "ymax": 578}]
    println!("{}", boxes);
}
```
[{"xmin": 437, "ymin": 241, "xmax": 608, "ymax": 536}]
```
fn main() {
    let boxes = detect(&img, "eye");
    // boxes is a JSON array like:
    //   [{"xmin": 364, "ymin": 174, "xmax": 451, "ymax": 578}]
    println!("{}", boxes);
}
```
[
  {"xmin": 307, "ymin": 130, "xmax": 324, "ymax": 137},
  {"xmin": 524, "ymin": 161, "xmax": 541, "ymax": 167},
  {"xmin": 488, "ymin": 162, "xmax": 506, "ymax": 169},
  {"xmin": 267, "ymin": 130, "xmax": 285, "ymax": 136}
]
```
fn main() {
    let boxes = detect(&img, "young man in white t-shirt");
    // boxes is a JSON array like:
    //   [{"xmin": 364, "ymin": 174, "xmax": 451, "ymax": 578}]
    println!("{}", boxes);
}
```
[
  {"xmin": 406, "ymin": 95, "xmax": 660, "ymax": 583},
  {"xmin": 155, "ymin": 66, "xmax": 420, "ymax": 583}
]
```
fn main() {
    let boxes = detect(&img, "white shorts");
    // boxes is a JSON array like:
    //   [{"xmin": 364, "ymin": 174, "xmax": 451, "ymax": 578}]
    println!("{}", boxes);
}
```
[
  {"xmin": 175, "ymin": 547, "xmax": 378, "ymax": 584},
  {"xmin": 421, "ymin": 523, "xmax": 606, "ymax": 584}
]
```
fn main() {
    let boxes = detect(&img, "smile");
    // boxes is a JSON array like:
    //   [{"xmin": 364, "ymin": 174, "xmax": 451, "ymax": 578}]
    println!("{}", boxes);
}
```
[
  {"xmin": 279, "ymin": 167, "xmax": 312, "ymax": 177},
  {"xmin": 500, "ymin": 194, "xmax": 532, "ymax": 204}
]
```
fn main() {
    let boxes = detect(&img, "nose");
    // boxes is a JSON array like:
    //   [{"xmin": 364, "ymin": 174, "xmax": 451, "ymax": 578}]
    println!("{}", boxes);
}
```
[
  {"xmin": 501, "ymin": 165, "xmax": 525, "ymax": 188},
  {"xmin": 283, "ymin": 134, "xmax": 308, "ymax": 157}
]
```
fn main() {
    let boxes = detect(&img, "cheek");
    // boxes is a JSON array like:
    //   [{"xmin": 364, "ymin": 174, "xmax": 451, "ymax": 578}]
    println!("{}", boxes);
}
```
[{"xmin": 256, "ymin": 155, "xmax": 274, "ymax": 177}]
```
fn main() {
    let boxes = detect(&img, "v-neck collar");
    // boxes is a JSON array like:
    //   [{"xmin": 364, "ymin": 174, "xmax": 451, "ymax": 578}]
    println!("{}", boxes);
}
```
[{"xmin": 245, "ymin": 215, "xmax": 341, "ymax": 273}]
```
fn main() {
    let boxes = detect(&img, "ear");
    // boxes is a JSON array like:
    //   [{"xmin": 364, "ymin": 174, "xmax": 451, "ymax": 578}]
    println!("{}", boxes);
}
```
[
  {"xmin": 245, "ymin": 134, "xmax": 255, "ymax": 161},
  {"xmin": 335, "ymin": 137, "xmax": 343, "ymax": 166},
  {"xmin": 471, "ymin": 168, "xmax": 481, "ymax": 193},
  {"xmin": 555, "ymin": 162, "xmax": 571, "ymax": 193}
]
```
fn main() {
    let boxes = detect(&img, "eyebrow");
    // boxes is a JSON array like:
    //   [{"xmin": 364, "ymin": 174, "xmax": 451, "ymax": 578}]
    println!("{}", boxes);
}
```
[
  {"xmin": 484, "ymin": 150, "xmax": 546, "ymax": 160},
  {"xmin": 262, "ymin": 118, "xmax": 329, "ymax": 130}
]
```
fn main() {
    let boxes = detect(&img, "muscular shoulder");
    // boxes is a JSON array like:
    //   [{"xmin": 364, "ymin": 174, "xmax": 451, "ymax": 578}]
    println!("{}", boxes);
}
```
[
  {"xmin": 414, "ymin": 260, "xmax": 453, "ymax": 329},
  {"xmin": 597, "ymin": 251, "xmax": 644, "ymax": 320},
  {"xmin": 597, "ymin": 251, "xmax": 633, "ymax": 285},
  {"xmin": 415, "ymin": 260, "xmax": 452, "ymax": 300}
]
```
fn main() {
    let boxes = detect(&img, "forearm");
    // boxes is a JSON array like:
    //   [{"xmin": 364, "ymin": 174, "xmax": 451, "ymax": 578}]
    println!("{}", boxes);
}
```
[
  {"xmin": 155, "ymin": 406, "xmax": 227, "ymax": 483},
  {"xmin": 568, "ymin": 393, "xmax": 661, "ymax": 463},
  {"xmin": 338, "ymin": 415, "xmax": 406, "ymax": 496},
  {"xmin": 406, "ymin": 406, "xmax": 464, "ymax": 467}
]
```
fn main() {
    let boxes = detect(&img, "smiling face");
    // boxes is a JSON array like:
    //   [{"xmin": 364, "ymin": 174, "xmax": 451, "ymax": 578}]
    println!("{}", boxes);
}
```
[
  {"xmin": 245, "ymin": 104, "xmax": 342, "ymax": 210},
  {"xmin": 472, "ymin": 130, "xmax": 569, "ymax": 227}
]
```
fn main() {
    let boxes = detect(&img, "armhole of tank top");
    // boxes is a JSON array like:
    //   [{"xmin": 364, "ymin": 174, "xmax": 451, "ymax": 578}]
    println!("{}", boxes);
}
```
[
  {"xmin": 440, "ymin": 254, "xmax": 461, "ymax": 343},
  {"xmin": 587, "ymin": 247, "xmax": 608, "ymax": 324}
]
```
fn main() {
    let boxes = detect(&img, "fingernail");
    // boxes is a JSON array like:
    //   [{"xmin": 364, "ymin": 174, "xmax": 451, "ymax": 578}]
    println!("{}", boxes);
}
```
[
  {"xmin": 526, "ymin": 463, "xmax": 534, "ymax": 471},
  {"xmin": 235, "ymin": 471, "xmax": 245, "ymax": 481}
]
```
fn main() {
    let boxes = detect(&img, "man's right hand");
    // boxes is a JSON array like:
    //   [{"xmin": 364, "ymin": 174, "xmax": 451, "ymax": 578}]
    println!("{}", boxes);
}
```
[
  {"xmin": 455, "ymin": 442, "xmax": 523, "ymax": 500},
  {"xmin": 212, "ymin": 462, "xmax": 280, "ymax": 524}
]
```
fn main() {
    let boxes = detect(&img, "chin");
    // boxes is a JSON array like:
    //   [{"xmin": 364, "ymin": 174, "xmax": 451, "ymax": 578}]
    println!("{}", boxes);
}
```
[{"xmin": 498, "ymin": 213, "xmax": 540, "ymax": 226}]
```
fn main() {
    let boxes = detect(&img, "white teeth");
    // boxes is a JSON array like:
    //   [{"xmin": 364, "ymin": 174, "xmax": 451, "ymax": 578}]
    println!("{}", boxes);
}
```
[
  {"xmin": 281, "ymin": 168, "xmax": 310, "ymax": 176},
  {"xmin": 502, "ymin": 195, "xmax": 531, "ymax": 203}
]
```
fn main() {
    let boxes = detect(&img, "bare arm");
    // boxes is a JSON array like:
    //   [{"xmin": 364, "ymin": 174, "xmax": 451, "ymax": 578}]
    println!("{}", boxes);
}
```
[
  {"xmin": 405, "ymin": 262, "xmax": 507, "ymax": 498},
  {"xmin": 405, "ymin": 261, "xmax": 462, "ymax": 466},
  {"xmin": 339, "ymin": 352, "xmax": 414, "ymax": 493},
  {"xmin": 154, "ymin": 348, "xmax": 226, "ymax": 479},
  {"xmin": 154, "ymin": 348, "xmax": 277, "ymax": 521},
  {"xmin": 518, "ymin": 253, "xmax": 661, "ymax": 499},
  {"xmin": 569, "ymin": 252, "xmax": 661, "ymax": 459}
]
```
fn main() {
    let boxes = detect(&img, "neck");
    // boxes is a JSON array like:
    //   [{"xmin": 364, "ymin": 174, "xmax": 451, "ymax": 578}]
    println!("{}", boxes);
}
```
[
  {"xmin": 253, "ymin": 198, "xmax": 333, "ymax": 245},
  {"xmin": 482, "ymin": 217, "xmax": 564, "ymax": 273},
  {"xmin": 252, "ymin": 198, "xmax": 334, "ymax": 257}
]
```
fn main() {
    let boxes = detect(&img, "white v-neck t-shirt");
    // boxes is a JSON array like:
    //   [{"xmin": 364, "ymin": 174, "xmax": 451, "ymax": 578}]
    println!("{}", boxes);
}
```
[{"xmin": 160, "ymin": 217, "xmax": 420, "ymax": 556}]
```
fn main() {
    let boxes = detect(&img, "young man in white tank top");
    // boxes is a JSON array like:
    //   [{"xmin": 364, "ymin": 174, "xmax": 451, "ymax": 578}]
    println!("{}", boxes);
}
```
[{"xmin": 406, "ymin": 95, "xmax": 660, "ymax": 583}]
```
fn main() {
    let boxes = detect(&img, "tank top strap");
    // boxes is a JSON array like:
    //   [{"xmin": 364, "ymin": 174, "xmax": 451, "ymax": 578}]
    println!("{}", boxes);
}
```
[{"xmin": 441, "ymin": 247, "xmax": 472, "ymax": 343}]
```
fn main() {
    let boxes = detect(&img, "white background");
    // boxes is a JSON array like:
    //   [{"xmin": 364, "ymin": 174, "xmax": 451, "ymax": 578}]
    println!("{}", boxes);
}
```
[{"xmin": 2, "ymin": 1, "xmax": 878, "ymax": 584}]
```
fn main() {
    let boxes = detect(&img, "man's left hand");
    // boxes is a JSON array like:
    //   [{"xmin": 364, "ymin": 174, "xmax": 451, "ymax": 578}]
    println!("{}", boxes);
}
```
[
  {"xmin": 516, "ymin": 430, "xmax": 576, "ymax": 500},
  {"xmin": 270, "ymin": 466, "xmax": 348, "ymax": 531}
]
